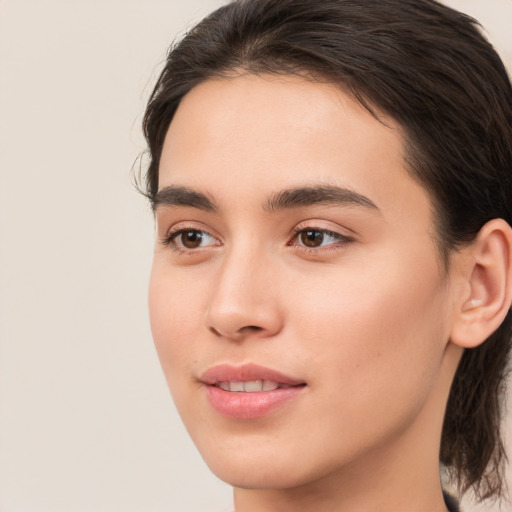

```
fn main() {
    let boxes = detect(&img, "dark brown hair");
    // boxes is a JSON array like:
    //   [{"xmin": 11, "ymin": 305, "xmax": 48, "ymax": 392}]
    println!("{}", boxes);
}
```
[{"xmin": 141, "ymin": 0, "xmax": 512, "ymax": 501}]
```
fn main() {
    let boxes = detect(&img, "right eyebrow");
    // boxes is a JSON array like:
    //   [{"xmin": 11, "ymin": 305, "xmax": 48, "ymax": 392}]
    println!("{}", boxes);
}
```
[
  {"xmin": 152, "ymin": 185, "xmax": 218, "ymax": 213},
  {"xmin": 264, "ymin": 184, "xmax": 379, "ymax": 213}
]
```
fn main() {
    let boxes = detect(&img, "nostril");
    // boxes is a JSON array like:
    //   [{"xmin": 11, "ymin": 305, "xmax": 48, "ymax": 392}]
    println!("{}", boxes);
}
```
[
  {"xmin": 238, "ymin": 325, "xmax": 265, "ymax": 336},
  {"xmin": 208, "ymin": 324, "xmax": 264, "ymax": 340},
  {"xmin": 209, "ymin": 326, "xmax": 223, "ymax": 337}
]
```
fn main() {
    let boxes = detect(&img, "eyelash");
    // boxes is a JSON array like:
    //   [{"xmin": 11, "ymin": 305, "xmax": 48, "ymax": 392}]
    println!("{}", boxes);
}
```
[
  {"xmin": 289, "ymin": 226, "xmax": 354, "ymax": 252},
  {"xmin": 161, "ymin": 227, "xmax": 219, "ymax": 253},
  {"xmin": 161, "ymin": 225, "xmax": 354, "ymax": 254}
]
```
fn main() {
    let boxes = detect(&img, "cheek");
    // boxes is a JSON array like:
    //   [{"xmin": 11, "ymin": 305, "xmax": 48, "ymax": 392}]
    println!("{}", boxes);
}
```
[
  {"xmin": 148, "ymin": 264, "xmax": 204, "ymax": 378},
  {"xmin": 276, "ymin": 261, "xmax": 450, "ymax": 470},
  {"xmin": 290, "ymin": 248, "xmax": 449, "ymax": 415}
]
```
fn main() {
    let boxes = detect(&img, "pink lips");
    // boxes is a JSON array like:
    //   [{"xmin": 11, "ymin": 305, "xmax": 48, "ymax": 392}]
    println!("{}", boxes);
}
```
[{"xmin": 200, "ymin": 363, "xmax": 306, "ymax": 420}]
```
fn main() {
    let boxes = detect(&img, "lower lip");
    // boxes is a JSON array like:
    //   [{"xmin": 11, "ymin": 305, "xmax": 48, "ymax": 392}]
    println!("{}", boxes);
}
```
[{"xmin": 205, "ymin": 385, "xmax": 305, "ymax": 420}]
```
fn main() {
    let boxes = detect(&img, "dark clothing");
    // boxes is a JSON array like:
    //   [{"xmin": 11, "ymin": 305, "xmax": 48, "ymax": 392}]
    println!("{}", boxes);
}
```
[{"xmin": 443, "ymin": 491, "xmax": 460, "ymax": 512}]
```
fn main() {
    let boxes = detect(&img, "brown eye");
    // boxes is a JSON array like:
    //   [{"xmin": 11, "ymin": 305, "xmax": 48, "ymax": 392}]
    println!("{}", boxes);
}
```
[
  {"xmin": 164, "ymin": 228, "xmax": 219, "ymax": 250},
  {"xmin": 180, "ymin": 230, "xmax": 205, "ymax": 249},
  {"xmin": 293, "ymin": 228, "xmax": 353, "ymax": 250},
  {"xmin": 300, "ymin": 230, "xmax": 325, "ymax": 247}
]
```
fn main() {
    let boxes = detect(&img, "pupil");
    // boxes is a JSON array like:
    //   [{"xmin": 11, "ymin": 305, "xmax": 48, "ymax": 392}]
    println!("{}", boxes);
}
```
[
  {"xmin": 183, "ymin": 231, "xmax": 202, "ymax": 248},
  {"xmin": 301, "ymin": 230, "xmax": 323, "ymax": 247}
]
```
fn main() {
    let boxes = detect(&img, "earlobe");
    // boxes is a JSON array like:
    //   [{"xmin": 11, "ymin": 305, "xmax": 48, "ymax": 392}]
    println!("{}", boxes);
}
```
[{"xmin": 450, "ymin": 219, "xmax": 512, "ymax": 349}]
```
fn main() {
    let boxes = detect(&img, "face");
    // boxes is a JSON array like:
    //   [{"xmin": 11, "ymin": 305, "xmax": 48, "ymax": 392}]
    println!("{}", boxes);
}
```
[{"xmin": 149, "ymin": 75, "xmax": 458, "ymax": 490}]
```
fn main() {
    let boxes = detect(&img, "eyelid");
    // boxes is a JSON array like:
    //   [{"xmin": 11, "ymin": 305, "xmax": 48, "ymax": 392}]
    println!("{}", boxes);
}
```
[
  {"xmin": 289, "ymin": 222, "xmax": 356, "ymax": 251},
  {"xmin": 158, "ymin": 220, "xmax": 355, "ymax": 254},
  {"xmin": 159, "ymin": 222, "xmax": 221, "ymax": 250}
]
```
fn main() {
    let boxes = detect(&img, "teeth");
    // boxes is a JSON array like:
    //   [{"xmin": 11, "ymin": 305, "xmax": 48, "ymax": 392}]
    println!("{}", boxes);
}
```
[
  {"xmin": 262, "ymin": 380, "xmax": 279, "ymax": 391},
  {"xmin": 230, "ymin": 381, "xmax": 245, "ymax": 392},
  {"xmin": 244, "ymin": 380, "xmax": 263, "ymax": 392},
  {"xmin": 217, "ymin": 380, "xmax": 280, "ymax": 392}
]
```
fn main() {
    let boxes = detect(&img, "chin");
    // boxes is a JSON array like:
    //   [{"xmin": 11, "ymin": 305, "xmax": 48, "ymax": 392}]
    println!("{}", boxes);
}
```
[
  {"xmin": 208, "ymin": 460, "xmax": 314, "ymax": 490},
  {"xmin": 195, "ymin": 438, "xmax": 333, "ymax": 490}
]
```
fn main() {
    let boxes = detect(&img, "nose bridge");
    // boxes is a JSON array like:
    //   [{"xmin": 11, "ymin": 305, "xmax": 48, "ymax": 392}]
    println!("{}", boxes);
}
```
[{"xmin": 205, "ymin": 238, "xmax": 282, "ymax": 340}]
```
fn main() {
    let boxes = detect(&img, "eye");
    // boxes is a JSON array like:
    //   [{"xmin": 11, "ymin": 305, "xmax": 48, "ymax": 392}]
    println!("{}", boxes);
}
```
[
  {"xmin": 164, "ymin": 228, "xmax": 220, "ymax": 251},
  {"xmin": 291, "ymin": 228, "xmax": 353, "ymax": 249}
]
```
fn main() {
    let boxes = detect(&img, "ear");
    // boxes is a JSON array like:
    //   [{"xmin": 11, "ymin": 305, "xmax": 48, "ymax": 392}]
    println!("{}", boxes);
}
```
[{"xmin": 450, "ymin": 218, "xmax": 512, "ymax": 349}]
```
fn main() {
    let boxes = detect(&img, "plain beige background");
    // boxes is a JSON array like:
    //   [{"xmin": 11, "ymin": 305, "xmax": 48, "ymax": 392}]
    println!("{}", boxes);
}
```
[{"xmin": 0, "ymin": 1, "xmax": 510, "ymax": 511}]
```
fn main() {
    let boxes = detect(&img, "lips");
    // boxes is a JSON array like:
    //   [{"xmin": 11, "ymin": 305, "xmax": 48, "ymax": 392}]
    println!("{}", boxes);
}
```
[{"xmin": 200, "ymin": 363, "xmax": 306, "ymax": 419}]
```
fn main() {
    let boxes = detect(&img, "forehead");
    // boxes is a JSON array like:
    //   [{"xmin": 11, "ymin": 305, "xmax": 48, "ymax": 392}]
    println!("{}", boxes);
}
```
[{"xmin": 159, "ymin": 74, "xmax": 433, "ymax": 229}]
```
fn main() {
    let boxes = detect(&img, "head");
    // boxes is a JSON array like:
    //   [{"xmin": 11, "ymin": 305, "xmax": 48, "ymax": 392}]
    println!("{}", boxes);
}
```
[{"xmin": 142, "ymin": 0, "xmax": 512, "ymax": 502}]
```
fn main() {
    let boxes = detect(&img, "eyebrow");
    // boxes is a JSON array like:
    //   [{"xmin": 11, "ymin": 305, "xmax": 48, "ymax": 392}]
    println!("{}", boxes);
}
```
[
  {"xmin": 264, "ymin": 185, "xmax": 379, "ymax": 213},
  {"xmin": 152, "ymin": 184, "xmax": 379, "ymax": 214},
  {"xmin": 152, "ymin": 185, "xmax": 218, "ymax": 213}
]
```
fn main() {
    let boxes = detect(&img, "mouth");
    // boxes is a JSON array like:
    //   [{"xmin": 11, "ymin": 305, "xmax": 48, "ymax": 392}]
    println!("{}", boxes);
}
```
[
  {"xmin": 200, "ymin": 363, "xmax": 307, "ymax": 419},
  {"xmin": 215, "ymin": 380, "xmax": 300, "ymax": 392}
]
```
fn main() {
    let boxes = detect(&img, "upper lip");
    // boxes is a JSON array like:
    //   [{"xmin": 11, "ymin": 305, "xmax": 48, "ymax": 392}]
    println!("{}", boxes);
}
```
[{"xmin": 200, "ymin": 363, "xmax": 305, "ymax": 386}]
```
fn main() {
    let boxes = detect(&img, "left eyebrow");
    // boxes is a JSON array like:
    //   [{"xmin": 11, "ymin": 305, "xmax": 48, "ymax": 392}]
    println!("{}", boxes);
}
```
[
  {"xmin": 264, "ymin": 185, "xmax": 380, "ymax": 213},
  {"xmin": 152, "ymin": 185, "xmax": 218, "ymax": 213}
]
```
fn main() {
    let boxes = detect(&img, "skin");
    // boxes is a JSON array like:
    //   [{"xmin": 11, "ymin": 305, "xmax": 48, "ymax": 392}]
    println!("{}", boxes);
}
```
[{"xmin": 149, "ymin": 74, "xmax": 469, "ymax": 512}]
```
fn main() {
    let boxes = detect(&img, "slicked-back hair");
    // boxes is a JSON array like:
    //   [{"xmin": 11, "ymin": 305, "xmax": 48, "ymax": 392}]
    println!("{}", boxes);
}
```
[{"xmin": 142, "ymin": 0, "xmax": 512, "ymax": 500}]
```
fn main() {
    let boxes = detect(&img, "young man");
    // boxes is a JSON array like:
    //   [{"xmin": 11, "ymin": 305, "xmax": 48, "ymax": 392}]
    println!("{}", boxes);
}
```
[{"xmin": 141, "ymin": 1, "xmax": 512, "ymax": 510}]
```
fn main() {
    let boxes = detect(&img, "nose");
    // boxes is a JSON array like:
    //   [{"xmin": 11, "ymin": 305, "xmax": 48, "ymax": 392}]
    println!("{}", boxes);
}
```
[{"xmin": 204, "ymin": 248, "xmax": 284, "ymax": 342}]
